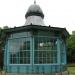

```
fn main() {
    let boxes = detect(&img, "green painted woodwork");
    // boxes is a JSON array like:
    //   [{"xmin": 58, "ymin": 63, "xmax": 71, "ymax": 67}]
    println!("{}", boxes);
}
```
[{"xmin": 4, "ymin": 31, "xmax": 67, "ymax": 73}]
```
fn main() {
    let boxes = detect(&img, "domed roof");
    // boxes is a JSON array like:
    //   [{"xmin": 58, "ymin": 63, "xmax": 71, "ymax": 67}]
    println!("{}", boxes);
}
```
[{"xmin": 25, "ymin": 4, "xmax": 44, "ymax": 19}]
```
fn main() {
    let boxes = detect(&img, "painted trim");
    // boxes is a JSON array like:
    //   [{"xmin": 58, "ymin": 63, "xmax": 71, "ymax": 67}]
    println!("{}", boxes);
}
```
[
  {"xmin": 9, "ymin": 64, "xmax": 31, "ymax": 66},
  {"xmin": 33, "ymin": 63, "xmax": 59, "ymax": 65},
  {"xmin": 57, "ymin": 38, "xmax": 61, "ymax": 64},
  {"xmin": 64, "ymin": 42, "xmax": 67, "ymax": 64}
]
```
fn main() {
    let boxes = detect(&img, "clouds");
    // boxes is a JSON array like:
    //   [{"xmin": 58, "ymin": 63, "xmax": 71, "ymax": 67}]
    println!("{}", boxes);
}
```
[{"xmin": 0, "ymin": 0, "xmax": 75, "ymax": 34}]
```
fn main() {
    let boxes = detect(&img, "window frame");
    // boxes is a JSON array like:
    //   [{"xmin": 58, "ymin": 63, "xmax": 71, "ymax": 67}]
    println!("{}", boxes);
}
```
[
  {"xmin": 8, "ymin": 32, "xmax": 31, "ymax": 65},
  {"xmin": 34, "ymin": 36, "xmax": 58, "ymax": 65}
]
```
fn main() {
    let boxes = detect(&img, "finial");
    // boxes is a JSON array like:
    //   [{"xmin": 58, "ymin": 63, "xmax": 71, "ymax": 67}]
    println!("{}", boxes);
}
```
[{"xmin": 34, "ymin": 0, "xmax": 36, "ymax": 4}]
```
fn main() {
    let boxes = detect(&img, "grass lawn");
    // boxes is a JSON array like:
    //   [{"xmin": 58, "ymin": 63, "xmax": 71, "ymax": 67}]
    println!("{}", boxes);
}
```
[{"xmin": 67, "ymin": 66, "xmax": 75, "ymax": 74}]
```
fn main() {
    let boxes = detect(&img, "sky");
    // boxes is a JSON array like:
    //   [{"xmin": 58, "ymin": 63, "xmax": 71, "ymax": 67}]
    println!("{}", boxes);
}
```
[{"xmin": 0, "ymin": 0, "xmax": 75, "ymax": 34}]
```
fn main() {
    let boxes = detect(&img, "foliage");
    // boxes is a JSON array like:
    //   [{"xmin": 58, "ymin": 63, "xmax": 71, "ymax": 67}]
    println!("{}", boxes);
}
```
[
  {"xmin": 0, "ymin": 28, "xmax": 3, "ymax": 69},
  {"xmin": 0, "ymin": 28, "xmax": 7, "ymax": 69},
  {"xmin": 67, "ymin": 35, "xmax": 75, "ymax": 49},
  {"xmin": 66, "ymin": 33, "xmax": 75, "ymax": 63}
]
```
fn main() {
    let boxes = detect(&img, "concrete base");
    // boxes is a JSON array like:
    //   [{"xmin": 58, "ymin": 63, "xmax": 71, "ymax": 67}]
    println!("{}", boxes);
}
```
[{"xmin": 4, "ymin": 71, "xmax": 69, "ymax": 75}]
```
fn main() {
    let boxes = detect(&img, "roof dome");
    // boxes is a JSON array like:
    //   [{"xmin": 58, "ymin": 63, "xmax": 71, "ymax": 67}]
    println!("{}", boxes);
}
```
[{"xmin": 25, "ymin": 4, "xmax": 44, "ymax": 19}]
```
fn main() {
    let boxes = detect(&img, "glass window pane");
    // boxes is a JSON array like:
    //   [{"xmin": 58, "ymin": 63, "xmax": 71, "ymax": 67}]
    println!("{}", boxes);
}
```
[
  {"xmin": 8, "ymin": 32, "xmax": 30, "ymax": 64},
  {"xmin": 34, "ymin": 36, "xmax": 57, "ymax": 64}
]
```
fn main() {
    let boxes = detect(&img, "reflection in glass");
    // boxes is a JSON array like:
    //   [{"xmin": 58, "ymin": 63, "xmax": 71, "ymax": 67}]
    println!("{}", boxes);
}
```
[
  {"xmin": 34, "ymin": 37, "xmax": 57, "ymax": 64},
  {"xmin": 9, "ymin": 32, "xmax": 30, "ymax": 64}
]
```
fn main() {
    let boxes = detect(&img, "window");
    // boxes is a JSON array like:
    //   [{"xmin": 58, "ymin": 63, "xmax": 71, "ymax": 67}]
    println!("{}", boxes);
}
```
[
  {"xmin": 8, "ymin": 32, "xmax": 58, "ymax": 64},
  {"xmin": 8, "ymin": 32, "xmax": 30, "ymax": 64},
  {"xmin": 34, "ymin": 36, "xmax": 57, "ymax": 64}
]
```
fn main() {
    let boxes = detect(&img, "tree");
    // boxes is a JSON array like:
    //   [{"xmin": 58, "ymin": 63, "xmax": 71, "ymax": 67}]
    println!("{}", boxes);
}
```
[
  {"xmin": 0, "ymin": 27, "xmax": 7, "ymax": 69},
  {"xmin": 67, "ymin": 33, "xmax": 75, "ymax": 63},
  {"xmin": 0, "ymin": 28, "xmax": 3, "ymax": 69}
]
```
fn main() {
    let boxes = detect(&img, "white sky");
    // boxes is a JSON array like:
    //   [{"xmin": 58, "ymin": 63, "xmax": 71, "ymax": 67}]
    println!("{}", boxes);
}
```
[{"xmin": 0, "ymin": 0, "xmax": 75, "ymax": 34}]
